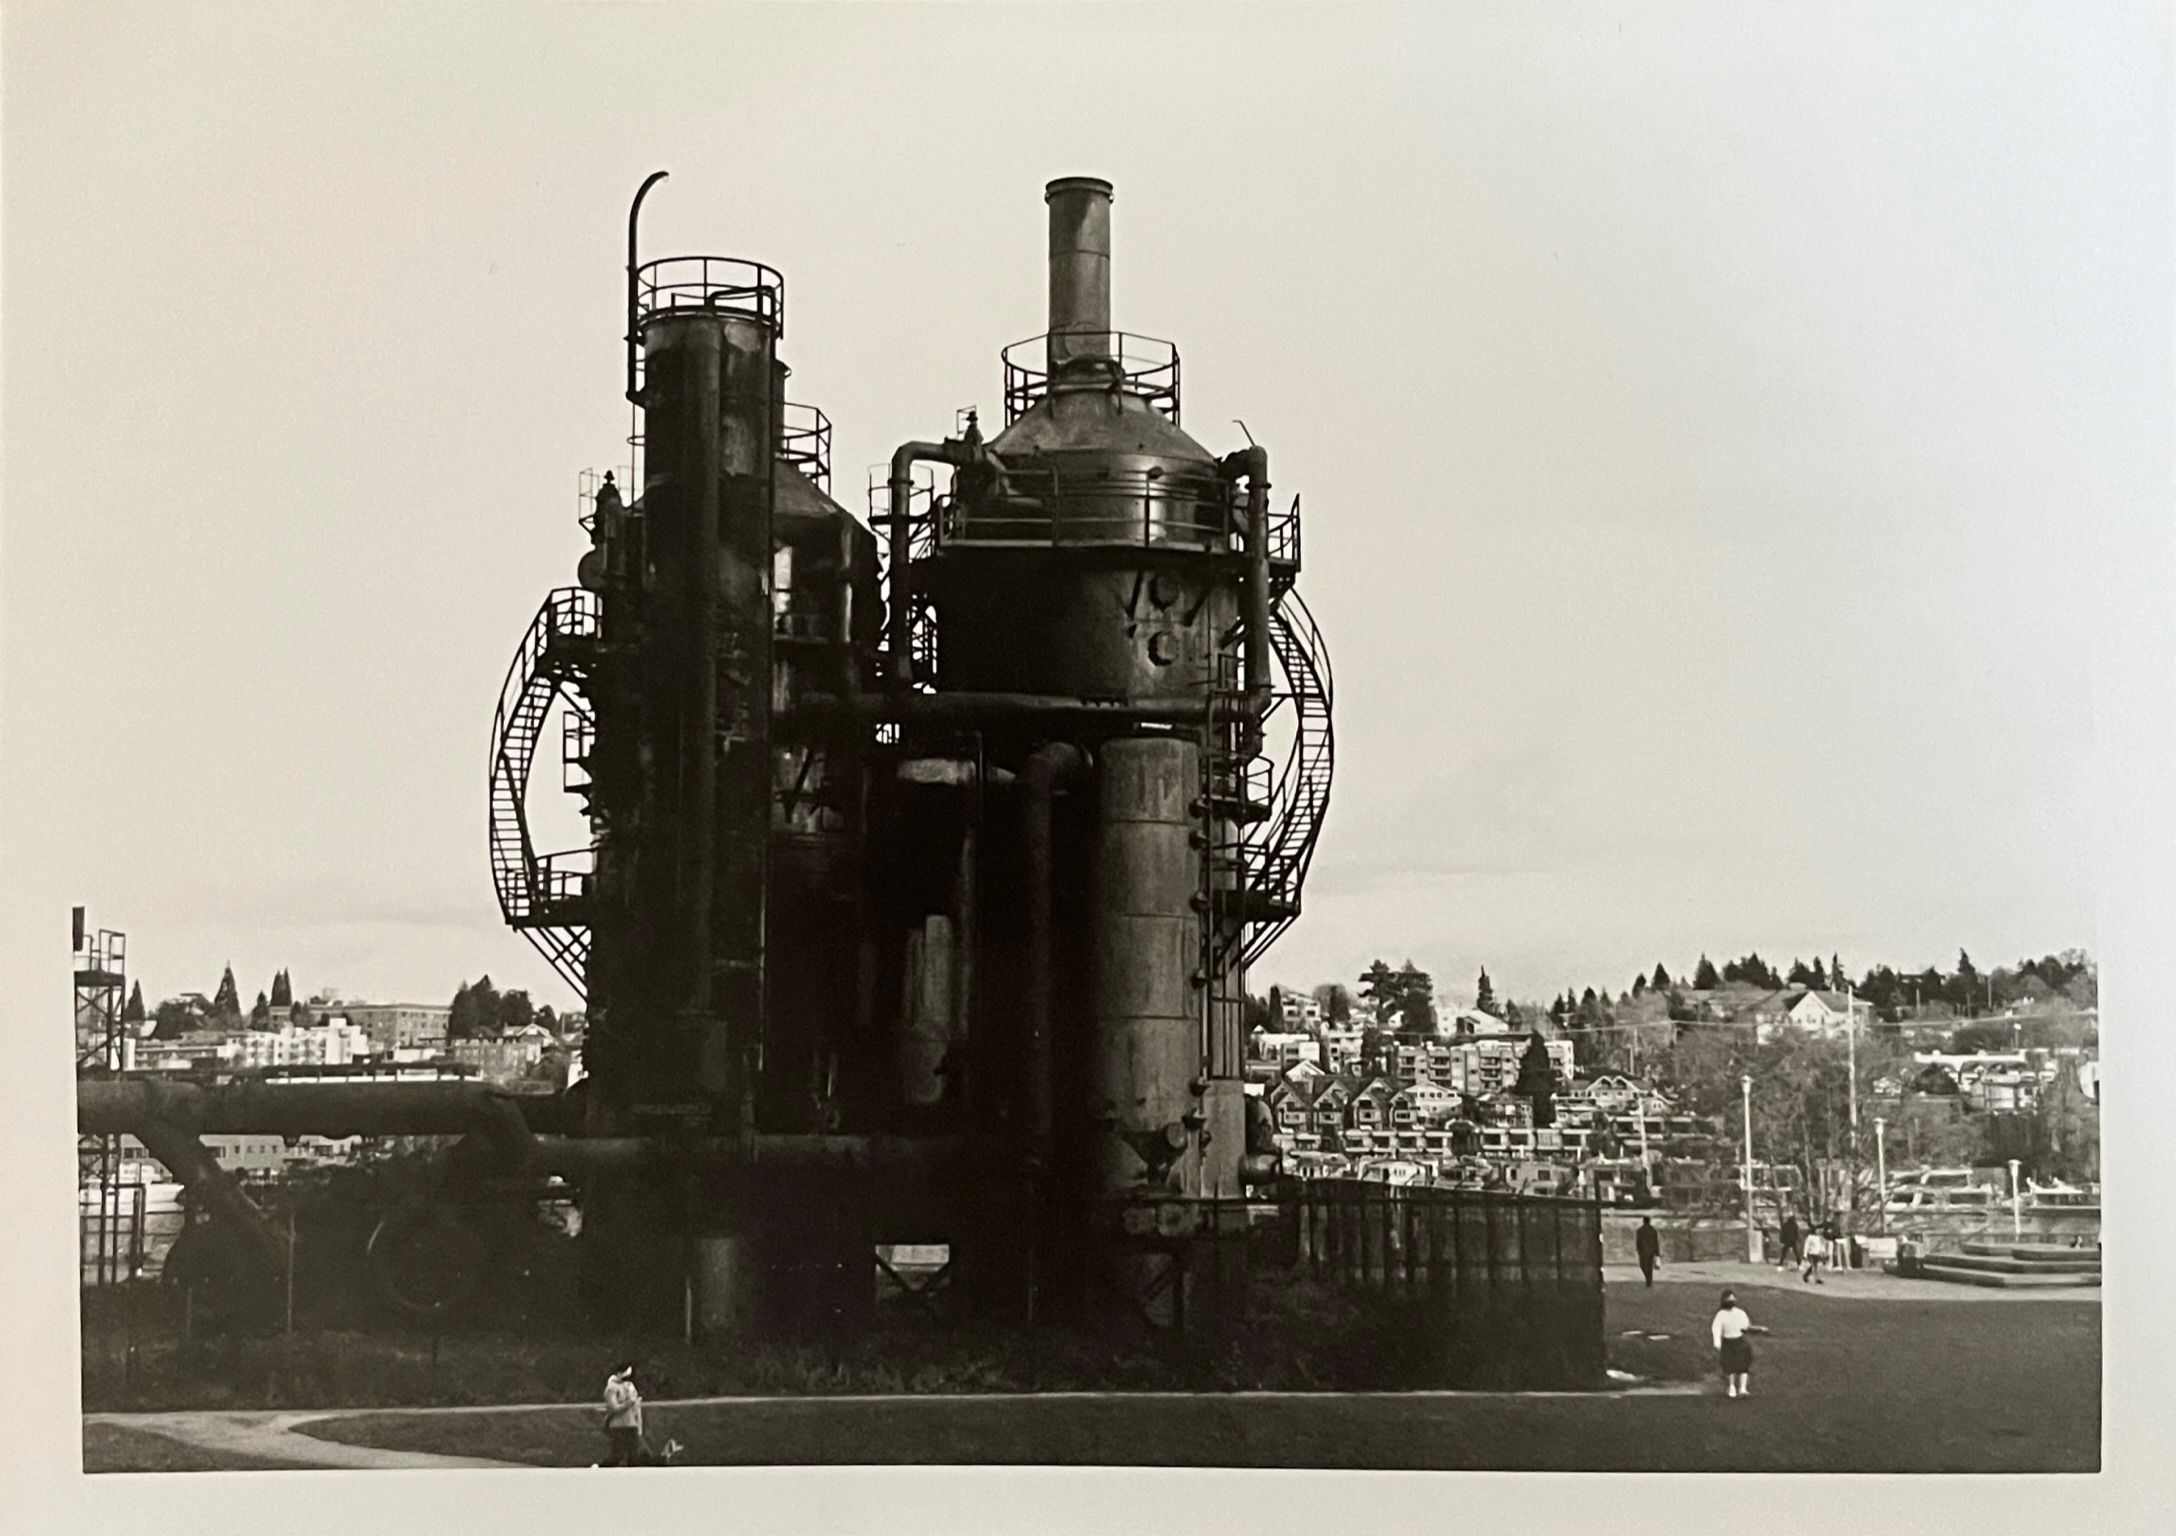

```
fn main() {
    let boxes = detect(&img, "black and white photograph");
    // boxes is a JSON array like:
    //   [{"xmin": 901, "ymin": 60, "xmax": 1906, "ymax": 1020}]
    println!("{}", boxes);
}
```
[{"xmin": 3, "ymin": 2, "xmax": 2170, "ymax": 1528}]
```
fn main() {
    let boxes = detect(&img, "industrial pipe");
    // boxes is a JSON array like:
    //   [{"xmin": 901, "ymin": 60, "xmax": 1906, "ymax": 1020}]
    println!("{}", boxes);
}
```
[
  {"xmin": 78, "ymin": 1078, "xmax": 951, "ymax": 1176},
  {"xmin": 1046, "ymin": 177, "xmax": 1114, "ymax": 369},
  {"xmin": 625, "ymin": 170, "xmax": 668, "ymax": 404},
  {"xmin": 130, "ymin": 1117, "xmax": 288, "ymax": 1271},
  {"xmin": 1022, "ymin": 741, "xmax": 1088, "ymax": 1171},
  {"xmin": 78, "ymin": 1077, "xmax": 569, "ymax": 1139},
  {"xmin": 795, "ymin": 690, "xmax": 1212, "ymax": 730},
  {"xmin": 527, "ymin": 1133, "xmax": 959, "ymax": 1176},
  {"xmin": 1223, "ymin": 445, "xmax": 1273, "ymax": 752},
  {"xmin": 886, "ymin": 441, "xmax": 957, "ymax": 684}
]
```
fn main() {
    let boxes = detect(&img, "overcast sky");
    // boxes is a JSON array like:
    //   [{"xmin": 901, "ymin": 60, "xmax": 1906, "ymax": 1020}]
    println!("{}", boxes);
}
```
[{"xmin": 3, "ymin": 2, "xmax": 2166, "ymax": 1018}]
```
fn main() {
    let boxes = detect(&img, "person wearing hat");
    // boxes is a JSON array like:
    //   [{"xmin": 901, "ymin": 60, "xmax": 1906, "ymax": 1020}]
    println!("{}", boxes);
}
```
[
  {"xmin": 1710, "ymin": 1288, "xmax": 1757, "ymax": 1398},
  {"xmin": 601, "ymin": 1361, "xmax": 644, "ymax": 1465}
]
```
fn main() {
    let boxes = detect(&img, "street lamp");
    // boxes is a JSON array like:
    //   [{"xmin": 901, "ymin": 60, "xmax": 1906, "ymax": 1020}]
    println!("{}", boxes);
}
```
[
  {"xmin": 1741, "ymin": 1073, "xmax": 1758, "ymax": 1263},
  {"xmin": 1874, "ymin": 1116, "xmax": 1889, "ymax": 1234}
]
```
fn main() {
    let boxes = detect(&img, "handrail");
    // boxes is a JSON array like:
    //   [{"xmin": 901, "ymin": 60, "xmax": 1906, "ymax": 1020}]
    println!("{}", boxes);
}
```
[
  {"xmin": 633, "ymin": 255, "xmax": 785, "ymax": 338},
  {"xmin": 487, "ymin": 588, "xmax": 601, "ymax": 998},
  {"xmin": 777, "ymin": 401, "xmax": 832, "ymax": 492},
  {"xmin": 1000, "ymin": 331, "xmax": 1181, "ymax": 426}
]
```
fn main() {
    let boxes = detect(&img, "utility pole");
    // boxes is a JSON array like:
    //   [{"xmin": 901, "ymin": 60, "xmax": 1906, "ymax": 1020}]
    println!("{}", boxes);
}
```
[
  {"xmin": 1741, "ymin": 1073, "xmax": 1758, "ymax": 1263},
  {"xmin": 1845, "ymin": 981, "xmax": 1859, "ymax": 1233}
]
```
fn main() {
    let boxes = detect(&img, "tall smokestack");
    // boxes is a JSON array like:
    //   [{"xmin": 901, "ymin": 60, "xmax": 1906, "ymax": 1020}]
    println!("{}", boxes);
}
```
[{"xmin": 1045, "ymin": 176, "xmax": 1113, "ymax": 370}]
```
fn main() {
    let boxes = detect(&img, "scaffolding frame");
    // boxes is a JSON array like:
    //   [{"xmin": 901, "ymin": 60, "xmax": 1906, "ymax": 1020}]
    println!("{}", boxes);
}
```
[{"xmin": 74, "ymin": 908, "xmax": 134, "ymax": 1287}]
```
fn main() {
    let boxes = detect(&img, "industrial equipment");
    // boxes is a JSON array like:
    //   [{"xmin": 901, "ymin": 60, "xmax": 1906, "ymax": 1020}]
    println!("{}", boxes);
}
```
[{"xmin": 84, "ymin": 175, "xmax": 1335, "ymax": 1341}]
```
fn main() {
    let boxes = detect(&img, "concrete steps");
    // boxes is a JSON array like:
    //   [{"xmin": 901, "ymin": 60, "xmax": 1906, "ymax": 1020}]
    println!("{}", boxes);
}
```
[{"xmin": 1889, "ymin": 1237, "xmax": 2102, "ymax": 1289}]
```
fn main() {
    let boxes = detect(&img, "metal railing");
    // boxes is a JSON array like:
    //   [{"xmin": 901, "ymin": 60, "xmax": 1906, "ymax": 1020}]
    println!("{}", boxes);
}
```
[
  {"xmin": 778, "ymin": 401, "xmax": 832, "ymax": 493},
  {"xmin": 632, "ymin": 255, "xmax": 785, "ymax": 336},
  {"xmin": 934, "ymin": 466, "xmax": 1233, "ymax": 550},
  {"xmin": 1001, "ymin": 332, "xmax": 1181, "ymax": 426},
  {"xmin": 488, "ymin": 588, "xmax": 601, "ymax": 997}
]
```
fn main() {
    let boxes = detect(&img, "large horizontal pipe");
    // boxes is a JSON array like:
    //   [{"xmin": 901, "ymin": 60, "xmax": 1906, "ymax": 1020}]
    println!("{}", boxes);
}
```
[
  {"xmin": 79, "ymin": 1077, "xmax": 571, "ymax": 1139},
  {"xmin": 794, "ymin": 690, "xmax": 1212, "ymax": 729},
  {"xmin": 79, "ymin": 1078, "xmax": 954, "ymax": 1176},
  {"xmin": 530, "ymin": 1135, "xmax": 960, "ymax": 1176}
]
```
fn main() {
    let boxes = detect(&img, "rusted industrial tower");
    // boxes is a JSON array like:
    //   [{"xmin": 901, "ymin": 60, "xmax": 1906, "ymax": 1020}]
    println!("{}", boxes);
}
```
[{"xmin": 487, "ymin": 175, "xmax": 1332, "ymax": 1335}]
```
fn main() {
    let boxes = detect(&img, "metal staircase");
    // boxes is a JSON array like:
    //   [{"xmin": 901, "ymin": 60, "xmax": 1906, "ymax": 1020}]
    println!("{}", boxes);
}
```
[
  {"xmin": 1200, "ymin": 581, "xmax": 1334, "ymax": 976},
  {"xmin": 488, "ymin": 586, "xmax": 600, "ymax": 998},
  {"xmin": 1240, "ymin": 586, "xmax": 1333, "ymax": 967}
]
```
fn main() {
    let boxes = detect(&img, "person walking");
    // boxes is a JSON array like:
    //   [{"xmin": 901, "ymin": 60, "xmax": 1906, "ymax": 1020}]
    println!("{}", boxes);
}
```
[
  {"xmin": 1778, "ymin": 1212, "xmax": 1802, "ymax": 1272},
  {"xmin": 1800, "ymin": 1222, "xmax": 1827, "ymax": 1284},
  {"xmin": 601, "ymin": 1361, "xmax": 645, "ymax": 1466},
  {"xmin": 1711, "ymin": 1288, "xmax": 1758, "ymax": 1398},
  {"xmin": 1634, "ymin": 1215, "xmax": 1661, "ymax": 1288}
]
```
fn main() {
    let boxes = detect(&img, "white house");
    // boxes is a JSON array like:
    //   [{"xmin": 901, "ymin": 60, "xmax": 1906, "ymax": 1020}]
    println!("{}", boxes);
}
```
[{"xmin": 1776, "ymin": 990, "xmax": 1877, "ymax": 1041}]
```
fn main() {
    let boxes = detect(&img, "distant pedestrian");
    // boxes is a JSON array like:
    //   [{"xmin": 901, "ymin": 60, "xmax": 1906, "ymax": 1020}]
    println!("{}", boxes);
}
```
[
  {"xmin": 1635, "ymin": 1216, "xmax": 1661, "ymax": 1287},
  {"xmin": 1824, "ymin": 1220, "xmax": 1847, "ymax": 1273},
  {"xmin": 1711, "ymin": 1288, "xmax": 1756, "ymax": 1398},
  {"xmin": 1778, "ymin": 1213, "xmax": 1802, "ymax": 1271},
  {"xmin": 1800, "ymin": 1224, "xmax": 1827, "ymax": 1284},
  {"xmin": 601, "ymin": 1362, "xmax": 644, "ymax": 1466}
]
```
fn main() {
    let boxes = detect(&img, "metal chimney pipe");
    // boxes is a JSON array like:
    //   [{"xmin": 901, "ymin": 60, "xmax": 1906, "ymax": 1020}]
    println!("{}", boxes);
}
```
[{"xmin": 1046, "ymin": 176, "xmax": 1113, "ymax": 370}]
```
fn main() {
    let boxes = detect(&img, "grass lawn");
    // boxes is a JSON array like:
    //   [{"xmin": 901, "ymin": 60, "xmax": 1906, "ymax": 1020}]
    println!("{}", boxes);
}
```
[{"xmin": 296, "ymin": 1278, "xmax": 2098, "ymax": 1472}]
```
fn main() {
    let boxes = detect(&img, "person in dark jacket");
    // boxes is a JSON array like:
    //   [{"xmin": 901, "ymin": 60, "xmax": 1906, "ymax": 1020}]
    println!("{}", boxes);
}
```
[
  {"xmin": 1635, "ymin": 1216, "xmax": 1661, "ymax": 1287},
  {"xmin": 1779, "ymin": 1212, "xmax": 1803, "ymax": 1271}
]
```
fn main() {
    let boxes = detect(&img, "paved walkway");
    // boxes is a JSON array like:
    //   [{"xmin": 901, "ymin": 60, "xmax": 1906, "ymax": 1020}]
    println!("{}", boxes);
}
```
[
  {"xmin": 1606, "ymin": 1260, "xmax": 2101, "ymax": 1301},
  {"xmin": 84, "ymin": 1408, "xmax": 520, "ymax": 1469},
  {"xmin": 88, "ymin": 1379, "xmax": 1710, "ymax": 1472}
]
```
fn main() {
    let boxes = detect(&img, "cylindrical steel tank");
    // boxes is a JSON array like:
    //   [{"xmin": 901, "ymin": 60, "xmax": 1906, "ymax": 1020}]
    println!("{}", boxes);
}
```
[{"xmin": 1090, "ymin": 737, "xmax": 1202, "ymax": 1193}]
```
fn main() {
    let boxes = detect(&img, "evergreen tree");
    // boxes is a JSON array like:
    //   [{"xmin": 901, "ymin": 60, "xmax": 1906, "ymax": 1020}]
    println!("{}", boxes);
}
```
[
  {"xmin": 1952, "ymin": 949, "xmax": 1982, "ymax": 1013},
  {"xmin": 1787, "ymin": 957, "xmax": 1816, "ymax": 986},
  {"xmin": 270, "ymin": 969, "xmax": 293, "ymax": 1009},
  {"xmin": 449, "ymin": 977, "xmax": 498, "ymax": 1041},
  {"xmin": 1651, "ymin": 963, "xmax": 1671, "ymax": 991},
  {"xmin": 1513, "ymin": 1034, "xmax": 1559, "ymax": 1128},
  {"xmin": 1809, "ymin": 957, "xmax": 1830, "ymax": 990},
  {"xmin": 1692, "ymin": 955, "xmax": 1720, "ymax": 990},
  {"xmin": 497, "ymin": 988, "xmax": 536, "ymax": 1034},
  {"xmin": 537, "ymin": 1004, "xmax": 560, "ymax": 1036},
  {"xmin": 1474, "ymin": 966, "xmax": 1498, "ymax": 1016},
  {"xmin": 122, "ymin": 982, "xmax": 145, "ymax": 1024},
  {"xmin": 210, "ymin": 964, "xmax": 242, "ymax": 1020},
  {"xmin": 1632, "ymin": 973, "xmax": 1648, "ymax": 996},
  {"xmin": 1392, "ymin": 961, "xmax": 1437, "ymax": 1035},
  {"xmin": 1357, "ymin": 960, "xmax": 1398, "ymax": 1024},
  {"xmin": 249, "ymin": 991, "xmax": 272, "ymax": 1030}
]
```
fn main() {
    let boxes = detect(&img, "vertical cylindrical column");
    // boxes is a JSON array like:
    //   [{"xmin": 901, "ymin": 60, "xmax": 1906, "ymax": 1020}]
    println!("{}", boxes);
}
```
[
  {"xmin": 1046, "ymin": 176, "xmax": 1113, "ymax": 370},
  {"xmin": 1089, "ymin": 736, "xmax": 1202, "ymax": 1195},
  {"xmin": 631, "ymin": 304, "xmax": 774, "ymax": 1110},
  {"xmin": 703, "ymin": 310, "xmax": 777, "ymax": 1105}
]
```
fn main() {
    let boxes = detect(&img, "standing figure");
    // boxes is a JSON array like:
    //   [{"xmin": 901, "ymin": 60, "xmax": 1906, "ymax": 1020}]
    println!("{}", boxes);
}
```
[
  {"xmin": 1635, "ymin": 1215, "xmax": 1661, "ymax": 1288},
  {"xmin": 1778, "ymin": 1211, "xmax": 1802, "ymax": 1272},
  {"xmin": 1800, "ymin": 1223, "xmax": 1827, "ymax": 1284},
  {"xmin": 601, "ymin": 1361, "xmax": 645, "ymax": 1466},
  {"xmin": 1711, "ymin": 1288, "xmax": 1756, "ymax": 1398}
]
